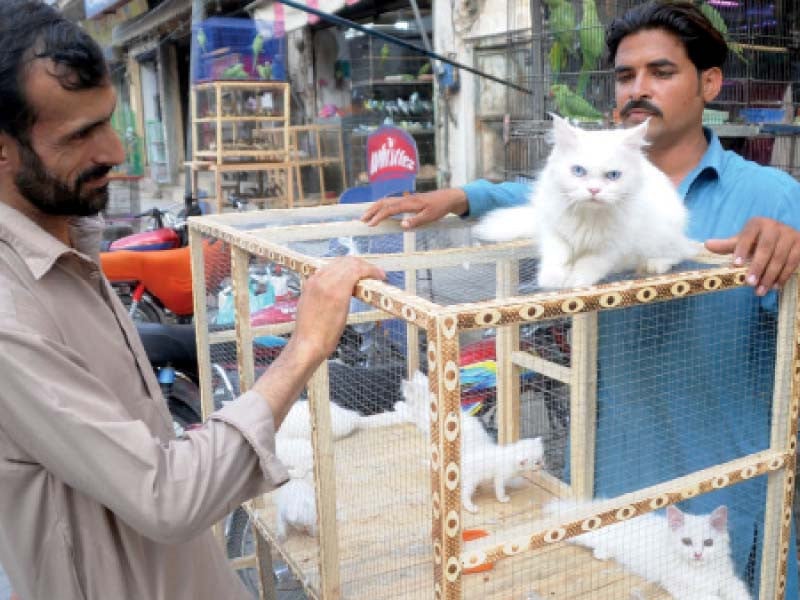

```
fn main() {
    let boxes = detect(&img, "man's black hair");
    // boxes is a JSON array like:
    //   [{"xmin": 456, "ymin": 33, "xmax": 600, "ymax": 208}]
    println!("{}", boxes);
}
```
[
  {"xmin": 0, "ymin": 0, "xmax": 108, "ymax": 144},
  {"xmin": 606, "ymin": 1, "xmax": 728, "ymax": 71}
]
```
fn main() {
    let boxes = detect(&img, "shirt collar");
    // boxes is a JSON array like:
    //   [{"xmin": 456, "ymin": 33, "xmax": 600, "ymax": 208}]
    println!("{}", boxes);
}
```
[
  {"xmin": 677, "ymin": 127, "xmax": 723, "ymax": 198},
  {"xmin": 0, "ymin": 201, "xmax": 102, "ymax": 280}
]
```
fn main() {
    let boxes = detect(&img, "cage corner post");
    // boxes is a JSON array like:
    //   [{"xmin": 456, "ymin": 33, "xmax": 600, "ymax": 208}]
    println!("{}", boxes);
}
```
[
  {"xmin": 429, "ymin": 312, "xmax": 464, "ymax": 599},
  {"xmin": 760, "ymin": 273, "xmax": 800, "ymax": 599},
  {"xmin": 307, "ymin": 336, "xmax": 342, "ymax": 599}
]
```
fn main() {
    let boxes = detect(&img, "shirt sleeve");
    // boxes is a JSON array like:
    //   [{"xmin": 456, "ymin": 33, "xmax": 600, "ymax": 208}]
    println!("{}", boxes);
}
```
[
  {"xmin": 460, "ymin": 179, "xmax": 533, "ymax": 218},
  {"xmin": 0, "ymin": 317, "xmax": 288, "ymax": 545}
]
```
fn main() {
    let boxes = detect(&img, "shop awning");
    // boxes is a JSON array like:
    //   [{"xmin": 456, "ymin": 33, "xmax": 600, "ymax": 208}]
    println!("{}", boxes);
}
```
[{"xmin": 111, "ymin": 0, "xmax": 191, "ymax": 47}]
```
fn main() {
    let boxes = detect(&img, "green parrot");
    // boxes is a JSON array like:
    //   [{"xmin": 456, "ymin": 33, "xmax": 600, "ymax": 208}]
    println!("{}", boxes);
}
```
[
  {"xmin": 549, "ymin": 40, "xmax": 567, "ymax": 79},
  {"xmin": 577, "ymin": 0, "xmax": 602, "ymax": 96},
  {"xmin": 252, "ymin": 33, "xmax": 264, "ymax": 72},
  {"xmin": 196, "ymin": 28, "xmax": 206, "ymax": 54},
  {"xmin": 544, "ymin": 0, "xmax": 576, "ymax": 54},
  {"xmin": 550, "ymin": 83, "xmax": 604, "ymax": 121},
  {"xmin": 222, "ymin": 63, "xmax": 248, "ymax": 80},
  {"xmin": 257, "ymin": 62, "xmax": 272, "ymax": 80},
  {"xmin": 698, "ymin": 1, "xmax": 746, "ymax": 62},
  {"xmin": 380, "ymin": 42, "xmax": 391, "ymax": 64}
]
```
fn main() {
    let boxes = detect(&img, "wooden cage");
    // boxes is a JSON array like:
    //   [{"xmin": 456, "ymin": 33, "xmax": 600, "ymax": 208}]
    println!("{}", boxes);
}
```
[{"xmin": 188, "ymin": 204, "xmax": 798, "ymax": 600}]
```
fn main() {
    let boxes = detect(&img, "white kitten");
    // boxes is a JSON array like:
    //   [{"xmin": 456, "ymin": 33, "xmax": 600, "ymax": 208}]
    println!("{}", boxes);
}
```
[
  {"xmin": 550, "ymin": 500, "xmax": 751, "ymax": 600},
  {"xmin": 460, "ymin": 437, "xmax": 544, "ymax": 513},
  {"xmin": 473, "ymin": 115, "xmax": 697, "ymax": 288},
  {"xmin": 395, "ymin": 370, "xmax": 493, "ymax": 447},
  {"xmin": 397, "ymin": 371, "xmax": 544, "ymax": 513},
  {"xmin": 277, "ymin": 399, "xmax": 406, "ymax": 441},
  {"xmin": 275, "ymin": 478, "xmax": 318, "ymax": 540},
  {"xmin": 274, "ymin": 438, "xmax": 318, "ymax": 540}
]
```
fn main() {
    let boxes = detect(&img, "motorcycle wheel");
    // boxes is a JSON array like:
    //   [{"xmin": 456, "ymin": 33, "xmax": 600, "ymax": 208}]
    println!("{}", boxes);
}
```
[
  {"xmin": 225, "ymin": 507, "xmax": 307, "ymax": 599},
  {"xmin": 166, "ymin": 375, "xmax": 202, "ymax": 432},
  {"xmin": 225, "ymin": 507, "xmax": 261, "ymax": 597}
]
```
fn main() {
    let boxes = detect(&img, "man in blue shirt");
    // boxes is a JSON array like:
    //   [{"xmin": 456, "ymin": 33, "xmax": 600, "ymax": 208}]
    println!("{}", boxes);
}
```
[{"xmin": 363, "ymin": 1, "xmax": 800, "ymax": 597}]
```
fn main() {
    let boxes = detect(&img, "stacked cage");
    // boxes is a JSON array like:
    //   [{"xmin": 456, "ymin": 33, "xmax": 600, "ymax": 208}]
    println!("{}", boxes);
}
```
[{"xmin": 189, "ymin": 205, "xmax": 798, "ymax": 599}]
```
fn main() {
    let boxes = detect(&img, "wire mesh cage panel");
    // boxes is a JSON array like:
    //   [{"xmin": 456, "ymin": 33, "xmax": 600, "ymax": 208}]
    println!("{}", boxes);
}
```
[{"xmin": 188, "ymin": 205, "xmax": 798, "ymax": 599}]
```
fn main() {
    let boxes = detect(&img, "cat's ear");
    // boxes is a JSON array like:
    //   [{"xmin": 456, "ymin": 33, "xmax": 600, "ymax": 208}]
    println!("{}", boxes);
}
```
[
  {"xmin": 666, "ymin": 505, "xmax": 685, "ymax": 530},
  {"xmin": 620, "ymin": 118, "xmax": 650, "ymax": 150},
  {"xmin": 709, "ymin": 505, "xmax": 728, "ymax": 532},
  {"xmin": 549, "ymin": 113, "xmax": 579, "ymax": 149}
]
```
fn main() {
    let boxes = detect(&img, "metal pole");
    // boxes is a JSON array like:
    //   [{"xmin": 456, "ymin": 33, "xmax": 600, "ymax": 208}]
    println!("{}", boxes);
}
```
[
  {"xmin": 274, "ymin": 0, "xmax": 533, "ymax": 94},
  {"xmin": 185, "ymin": 0, "xmax": 206, "ymax": 195},
  {"xmin": 530, "ymin": 0, "xmax": 545, "ymax": 120}
]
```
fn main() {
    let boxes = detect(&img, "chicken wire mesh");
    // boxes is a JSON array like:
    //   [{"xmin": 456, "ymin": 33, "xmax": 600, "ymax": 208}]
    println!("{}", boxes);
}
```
[
  {"xmin": 474, "ymin": 0, "xmax": 800, "ymax": 182},
  {"xmin": 188, "ymin": 205, "xmax": 797, "ymax": 599}
]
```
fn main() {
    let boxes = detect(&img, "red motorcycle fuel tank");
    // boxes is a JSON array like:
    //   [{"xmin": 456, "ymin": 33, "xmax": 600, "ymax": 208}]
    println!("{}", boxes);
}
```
[{"xmin": 109, "ymin": 228, "xmax": 180, "ymax": 251}]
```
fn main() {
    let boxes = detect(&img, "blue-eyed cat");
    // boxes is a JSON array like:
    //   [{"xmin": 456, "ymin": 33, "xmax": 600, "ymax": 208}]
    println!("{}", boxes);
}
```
[
  {"xmin": 549, "ymin": 500, "xmax": 751, "ymax": 600},
  {"xmin": 473, "ymin": 115, "xmax": 698, "ymax": 288}
]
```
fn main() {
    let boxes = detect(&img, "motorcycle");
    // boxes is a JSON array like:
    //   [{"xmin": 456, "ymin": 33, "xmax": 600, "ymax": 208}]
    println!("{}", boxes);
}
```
[{"xmin": 100, "ymin": 196, "xmax": 230, "ymax": 323}]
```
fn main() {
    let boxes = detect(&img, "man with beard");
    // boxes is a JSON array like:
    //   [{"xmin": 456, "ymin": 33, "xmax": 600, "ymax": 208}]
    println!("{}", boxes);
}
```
[
  {"xmin": 364, "ymin": 1, "xmax": 800, "ymax": 597},
  {"xmin": 0, "ymin": 2, "xmax": 385, "ymax": 599}
]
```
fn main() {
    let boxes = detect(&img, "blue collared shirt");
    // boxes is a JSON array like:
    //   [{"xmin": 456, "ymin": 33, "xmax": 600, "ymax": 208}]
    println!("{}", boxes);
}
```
[{"xmin": 461, "ymin": 130, "xmax": 799, "ymax": 596}]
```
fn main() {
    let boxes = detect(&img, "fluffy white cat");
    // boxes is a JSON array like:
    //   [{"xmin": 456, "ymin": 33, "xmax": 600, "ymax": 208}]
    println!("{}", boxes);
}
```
[
  {"xmin": 473, "ymin": 115, "xmax": 698, "ymax": 288},
  {"xmin": 460, "ymin": 437, "xmax": 544, "ymax": 513},
  {"xmin": 277, "ymin": 398, "xmax": 406, "ymax": 441},
  {"xmin": 550, "ymin": 500, "xmax": 751, "ymax": 600},
  {"xmin": 397, "ymin": 371, "xmax": 545, "ymax": 513},
  {"xmin": 274, "ymin": 438, "xmax": 318, "ymax": 540}
]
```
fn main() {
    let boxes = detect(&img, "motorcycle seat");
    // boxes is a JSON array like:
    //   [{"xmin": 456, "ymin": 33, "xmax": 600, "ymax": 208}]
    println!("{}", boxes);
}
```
[{"xmin": 135, "ymin": 322, "xmax": 197, "ymax": 372}]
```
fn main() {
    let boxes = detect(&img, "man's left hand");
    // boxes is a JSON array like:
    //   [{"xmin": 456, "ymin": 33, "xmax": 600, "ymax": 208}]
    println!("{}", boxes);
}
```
[{"xmin": 705, "ymin": 217, "xmax": 800, "ymax": 295}]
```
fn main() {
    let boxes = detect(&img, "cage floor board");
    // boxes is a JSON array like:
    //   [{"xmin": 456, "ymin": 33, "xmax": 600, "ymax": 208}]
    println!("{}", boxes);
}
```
[{"xmin": 251, "ymin": 424, "xmax": 672, "ymax": 600}]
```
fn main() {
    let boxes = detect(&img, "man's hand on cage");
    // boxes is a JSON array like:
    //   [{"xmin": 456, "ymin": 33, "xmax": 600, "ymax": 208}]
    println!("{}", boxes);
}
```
[
  {"xmin": 705, "ymin": 217, "xmax": 800, "ymax": 295},
  {"xmin": 361, "ymin": 189, "xmax": 469, "ymax": 229}
]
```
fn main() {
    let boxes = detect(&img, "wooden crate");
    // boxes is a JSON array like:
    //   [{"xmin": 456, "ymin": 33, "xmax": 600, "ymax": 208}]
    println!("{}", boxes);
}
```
[{"xmin": 188, "ymin": 204, "xmax": 799, "ymax": 600}]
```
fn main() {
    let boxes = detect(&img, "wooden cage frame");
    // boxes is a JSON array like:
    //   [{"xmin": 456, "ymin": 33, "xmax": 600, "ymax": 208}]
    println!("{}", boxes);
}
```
[{"xmin": 188, "ymin": 203, "xmax": 799, "ymax": 600}]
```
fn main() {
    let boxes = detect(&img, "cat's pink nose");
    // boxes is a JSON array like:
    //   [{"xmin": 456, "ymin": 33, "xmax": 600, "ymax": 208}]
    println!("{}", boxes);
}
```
[
  {"xmin": 588, "ymin": 187, "xmax": 600, "ymax": 196},
  {"xmin": 693, "ymin": 552, "xmax": 702, "ymax": 560}
]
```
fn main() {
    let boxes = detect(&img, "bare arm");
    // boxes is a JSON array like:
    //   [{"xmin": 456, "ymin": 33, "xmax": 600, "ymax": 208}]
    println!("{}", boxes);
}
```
[{"xmin": 361, "ymin": 188, "xmax": 468, "ymax": 229}]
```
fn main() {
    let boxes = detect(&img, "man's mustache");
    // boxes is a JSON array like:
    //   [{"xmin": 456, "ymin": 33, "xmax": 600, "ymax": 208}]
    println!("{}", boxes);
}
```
[
  {"xmin": 75, "ymin": 164, "xmax": 113, "ymax": 188},
  {"xmin": 619, "ymin": 99, "xmax": 663, "ymax": 118}
]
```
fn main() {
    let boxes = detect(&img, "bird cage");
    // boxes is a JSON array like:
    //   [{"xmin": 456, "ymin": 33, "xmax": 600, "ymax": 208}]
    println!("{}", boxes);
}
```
[{"xmin": 188, "ymin": 204, "xmax": 798, "ymax": 599}]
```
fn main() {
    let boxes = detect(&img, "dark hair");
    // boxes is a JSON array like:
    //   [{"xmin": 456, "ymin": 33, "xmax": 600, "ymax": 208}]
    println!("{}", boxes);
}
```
[
  {"xmin": 606, "ymin": 1, "xmax": 728, "ymax": 71},
  {"xmin": 0, "ymin": 0, "xmax": 108, "ymax": 143}
]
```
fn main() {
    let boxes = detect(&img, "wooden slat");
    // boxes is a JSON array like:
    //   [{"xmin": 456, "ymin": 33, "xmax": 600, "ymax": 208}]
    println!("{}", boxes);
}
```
[
  {"xmin": 511, "ymin": 350, "xmax": 571, "ymax": 384},
  {"xmin": 569, "ymin": 313, "xmax": 598, "ymax": 500},
  {"xmin": 404, "ymin": 230, "xmax": 421, "ymax": 377},
  {"xmin": 231, "ymin": 247, "xmax": 255, "ymax": 391},
  {"xmin": 759, "ymin": 274, "xmax": 798, "ymax": 600},
  {"xmin": 307, "ymin": 361, "xmax": 341, "ymax": 599},
  {"xmin": 496, "ymin": 259, "xmax": 521, "ymax": 445}
]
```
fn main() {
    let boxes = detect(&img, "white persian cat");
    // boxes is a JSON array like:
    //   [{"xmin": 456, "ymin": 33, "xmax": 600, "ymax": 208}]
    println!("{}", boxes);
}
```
[
  {"xmin": 473, "ymin": 115, "xmax": 697, "ymax": 288},
  {"xmin": 397, "ymin": 371, "xmax": 545, "ymax": 513},
  {"xmin": 549, "ymin": 500, "xmax": 751, "ymax": 600}
]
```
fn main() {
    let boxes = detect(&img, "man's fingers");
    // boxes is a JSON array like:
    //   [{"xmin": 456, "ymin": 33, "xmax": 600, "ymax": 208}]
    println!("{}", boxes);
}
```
[
  {"xmin": 775, "ymin": 243, "xmax": 800, "ymax": 289},
  {"xmin": 704, "ymin": 236, "xmax": 737, "ymax": 257},
  {"xmin": 732, "ymin": 220, "xmax": 761, "ymax": 268},
  {"xmin": 745, "ymin": 225, "xmax": 777, "ymax": 289},
  {"xmin": 757, "ymin": 234, "xmax": 792, "ymax": 293}
]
